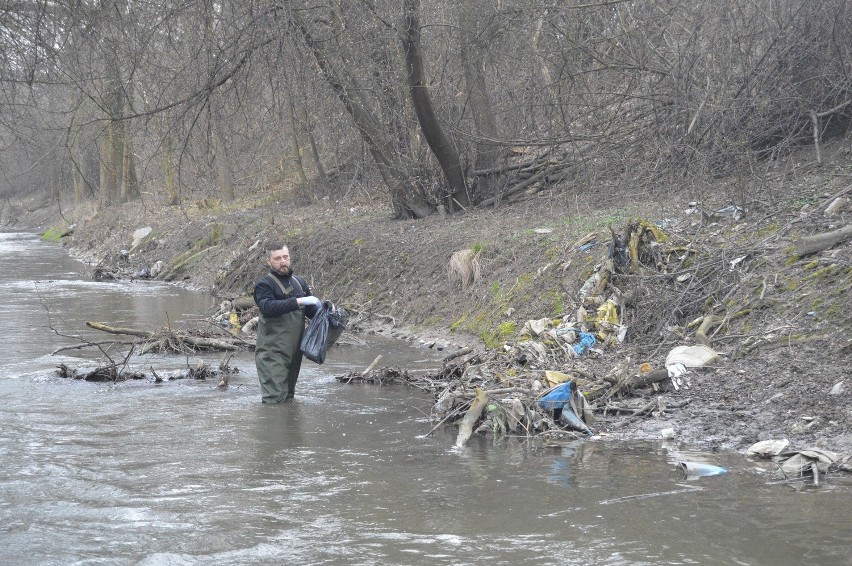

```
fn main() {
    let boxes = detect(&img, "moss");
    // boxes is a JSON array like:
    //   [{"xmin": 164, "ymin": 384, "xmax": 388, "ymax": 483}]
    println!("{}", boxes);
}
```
[
  {"xmin": 41, "ymin": 226, "xmax": 67, "ymax": 242},
  {"xmin": 753, "ymin": 223, "xmax": 780, "ymax": 238},
  {"xmin": 549, "ymin": 291, "xmax": 565, "ymax": 315},
  {"xmin": 806, "ymin": 265, "xmax": 836, "ymax": 280},
  {"xmin": 481, "ymin": 321, "xmax": 517, "ymax": 349},
  {"xmin": 803, "ymin": 259, "xmax": 820, "ymax": 270},
  {"xmin": 449, "ymin": 315, "xmax": 467, "ymax": 332},
  {"xmin": 210, "ymin": 223, "xmax": 223, "ymax": 243},
  {"xmin": 824, "ymin": 303, "xmax": 841, "ymax": 318}
]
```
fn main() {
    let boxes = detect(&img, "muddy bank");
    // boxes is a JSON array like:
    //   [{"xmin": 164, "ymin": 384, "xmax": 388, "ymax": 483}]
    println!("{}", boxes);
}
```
[{"xmin": 5, "ymin": 155, "xmax": 851, "ymax": 464}]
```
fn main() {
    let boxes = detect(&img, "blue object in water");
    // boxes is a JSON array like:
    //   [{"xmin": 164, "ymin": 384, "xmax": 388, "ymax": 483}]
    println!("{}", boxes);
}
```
[{"xmin": 677, "ymin": 461, "xmax": 728, "ymax": 479}]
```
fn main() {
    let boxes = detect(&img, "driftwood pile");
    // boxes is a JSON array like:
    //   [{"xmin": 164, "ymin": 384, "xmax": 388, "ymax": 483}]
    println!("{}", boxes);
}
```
[
  {"xmin": 56, "ymin": 357, "xmax": 238, "ymax": 384},
  {"xmin": 53, "ymin": 320, "xmax": 252, "ymax": 355},
  {"xmin": 54, "ymin": 319, "xmax": 248, "ymax": 384}
]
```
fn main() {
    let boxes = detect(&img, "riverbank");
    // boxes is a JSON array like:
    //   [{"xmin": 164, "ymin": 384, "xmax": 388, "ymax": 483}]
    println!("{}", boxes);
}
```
[{"xmin": 5, "ymin": 143, "xmax": 851, "ymax": 461}]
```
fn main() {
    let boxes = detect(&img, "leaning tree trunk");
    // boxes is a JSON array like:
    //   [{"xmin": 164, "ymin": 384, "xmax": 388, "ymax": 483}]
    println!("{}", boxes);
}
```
[
  {"xmin": 294, "ymin": 9, "xmax": 433, "ymax": 218},
  {"xmin": 403, "ymin": 0, "xmax": 468, "ymax": 210}
]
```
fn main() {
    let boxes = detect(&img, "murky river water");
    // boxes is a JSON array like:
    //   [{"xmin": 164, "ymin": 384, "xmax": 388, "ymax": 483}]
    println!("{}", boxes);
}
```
[{"xmin": 1, "ymin": 231, "xmax": 851, "ymax": 565}]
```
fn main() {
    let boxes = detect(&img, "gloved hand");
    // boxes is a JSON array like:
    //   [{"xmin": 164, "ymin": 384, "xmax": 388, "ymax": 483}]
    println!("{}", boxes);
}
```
[{"xmin": 299, "ymin": 295, "xmax": 322, "ymax": 308}]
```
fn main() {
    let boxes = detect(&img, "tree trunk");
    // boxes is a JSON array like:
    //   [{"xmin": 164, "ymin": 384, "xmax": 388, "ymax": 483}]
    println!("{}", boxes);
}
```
[
  {"xmin": 403, "ymin": 0, "xmax": 467, "ymax": 208},
  {"xmin": 99, "ymin": 121, "xmax": 118, "ymax": 205},
  {"xmin": 121, "ymin": 128, "xmax": 139, "ymax": 201},
  {"xmin": 458, "ymin": 1, "xmax": 503, "ymax": 204},
  {"xmin": 163, "ymin": 125, "xmax": 180, "ymax": 206},
  {"xmin": 205, "ymin": 1, "xmax": 234, "ymax": 203},
  {"xmin": 211, "ymin": 99, "xmax": 235, "ymax": 202},
  {"xmin": 121, "ymin": 80, "xmax": 139, "ymax": 201},
  {"xmin": 294, "ymin": 8, "xmax": 433, "ymax": 218},
  {"xmin": 70, "ymin": 133, "xmax": 84, "ymax": 206},
  {"xmin": 285, "ymin": 87, "xmax": 308, "ymax": 185}
]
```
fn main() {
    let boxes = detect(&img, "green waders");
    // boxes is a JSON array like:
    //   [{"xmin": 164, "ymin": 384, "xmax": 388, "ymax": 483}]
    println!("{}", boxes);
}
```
[{"xmin": 255, "ymin": 308, "xmax": 305, "ymax": 403}]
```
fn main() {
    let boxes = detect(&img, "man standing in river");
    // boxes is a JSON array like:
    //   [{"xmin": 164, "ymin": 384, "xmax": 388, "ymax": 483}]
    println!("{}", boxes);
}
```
[{"xmin": 253, "ymin": 243, "xmax": 321, "ymax": 403}]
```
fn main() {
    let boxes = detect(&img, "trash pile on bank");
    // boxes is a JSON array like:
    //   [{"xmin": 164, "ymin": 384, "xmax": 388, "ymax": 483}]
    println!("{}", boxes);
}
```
[
  {"xmin": 339, "ymin": 218, "xmax": 712, "ymax": 445},
  {"xmin": 341, "ymin": 213, "xmax": 849, "ymax": 472}
]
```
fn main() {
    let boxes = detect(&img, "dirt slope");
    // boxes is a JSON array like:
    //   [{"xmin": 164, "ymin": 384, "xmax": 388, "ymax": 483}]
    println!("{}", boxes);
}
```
[{"xmin": 8, "ymin": 143, "xmax": 851, "ymax": 457}]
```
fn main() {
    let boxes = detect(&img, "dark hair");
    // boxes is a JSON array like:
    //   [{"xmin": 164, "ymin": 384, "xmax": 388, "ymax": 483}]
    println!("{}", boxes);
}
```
[{"xmin": 265, "ymin": 242, "xmax": 288, "ymax": 256}]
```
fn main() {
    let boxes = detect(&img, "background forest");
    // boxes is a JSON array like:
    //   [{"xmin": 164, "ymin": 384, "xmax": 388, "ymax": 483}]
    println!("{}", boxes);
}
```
[{"xmin": 1, "ymin": 0, "xmax": 851, "ymax": 218}]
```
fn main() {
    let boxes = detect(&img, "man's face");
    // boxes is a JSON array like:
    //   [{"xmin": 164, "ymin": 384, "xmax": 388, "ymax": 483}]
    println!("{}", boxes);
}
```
[{"xmin": 267, "ymin": 247, "xmax": 292, "ymax": 276}]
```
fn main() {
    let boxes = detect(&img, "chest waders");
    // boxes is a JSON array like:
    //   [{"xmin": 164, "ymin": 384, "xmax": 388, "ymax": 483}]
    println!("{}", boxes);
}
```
[{"xmin": 255, "ymin": 276, "xmax": 306, "ymax": 403}]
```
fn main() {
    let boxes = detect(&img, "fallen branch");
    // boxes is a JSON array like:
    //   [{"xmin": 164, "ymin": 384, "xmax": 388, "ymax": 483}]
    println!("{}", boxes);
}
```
[
  {"xmin": 85, "ymin": 321, "xmax": 152, "ymax": 338},
  {"xmin": 455, "ymin": 387, "xmax": 489, "ymax": 448},
  {"xmin": 795, "ymin": 225, "xmax": 852, "ymax": 256}
]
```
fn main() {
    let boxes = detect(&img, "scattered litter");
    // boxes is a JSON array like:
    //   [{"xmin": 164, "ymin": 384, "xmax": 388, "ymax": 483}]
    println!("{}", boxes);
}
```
[
  {"xmin": 544, "ymin": 370, "xmax": 572, "ymax": 387},
  {"xmin": 538, "ymin": 381, "xmax": 593, "ymax": 434},
  {"xmin": 572, "ymin": 331, "xmax": 596, "ymax": 356},
  {"xmin": 677, "ymin": 461, "xmax": 728, "ymax": 479},
  {"xmin": 715, "ymin": 205, "xmax": 745, "ymax": 221},
  {"xmin": 745, "ymin": 439, "xmax": 790, "ymax": 457},
  {"xmin": 521, "ymin": 318, "xmax": 552, "ymax": 337},
  {"xmin": 728, "ymin": 255, "xmax": 748, "ymax": 270},
  {"xmin": 665, "ymin": 345, "xmax": 719, "ymax": 368},
  {"xmin": 779, "ymin": 449, "xmax": 838, "ymax": 485}
]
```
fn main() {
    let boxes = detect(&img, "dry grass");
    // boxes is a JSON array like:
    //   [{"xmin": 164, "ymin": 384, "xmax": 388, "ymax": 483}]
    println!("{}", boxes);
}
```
[{"xmin": 448, "ymin": 248, "xmax": 482, "ymax": 290}]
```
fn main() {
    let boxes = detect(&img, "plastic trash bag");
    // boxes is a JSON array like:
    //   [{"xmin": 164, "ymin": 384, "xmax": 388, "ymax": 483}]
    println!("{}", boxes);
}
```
[
  {"xmin": 538, "ymin": 382, "xmax": 575, "ymax": 411},
  {"xmin": 538, "ymin": 382, "xmax": 592, "ymax": 434},
  {"xmin": 300, "ymin": 301, "xmax": 348, "ymax": 364},
  {"xmin": 573, "ymin": 331, "xmax": 596, "ymax": 356}
]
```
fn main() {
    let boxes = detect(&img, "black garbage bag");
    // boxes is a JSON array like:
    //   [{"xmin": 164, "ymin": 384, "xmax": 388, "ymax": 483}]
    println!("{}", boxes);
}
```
[{"xmin": 300, "ymin": 301, "xmax": 348, "ymax": 364}]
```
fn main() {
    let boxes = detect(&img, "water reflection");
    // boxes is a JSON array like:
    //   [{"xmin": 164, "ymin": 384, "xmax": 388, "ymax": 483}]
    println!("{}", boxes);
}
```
[{"xmin": 544, "ymin": 441, "xmax": 584, "ymax": 488}]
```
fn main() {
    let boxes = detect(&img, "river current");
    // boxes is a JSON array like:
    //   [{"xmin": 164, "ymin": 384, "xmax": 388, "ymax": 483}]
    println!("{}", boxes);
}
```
[{"xmin": 1, "ymin": 231, "xmax": 850, "ymax": 565}]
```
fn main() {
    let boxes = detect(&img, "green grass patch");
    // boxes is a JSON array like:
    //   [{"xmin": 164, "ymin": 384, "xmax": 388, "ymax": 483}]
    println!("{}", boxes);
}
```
[{"xmin": 41, "ymin": 226, "xmax": 69, "ymax": 242}]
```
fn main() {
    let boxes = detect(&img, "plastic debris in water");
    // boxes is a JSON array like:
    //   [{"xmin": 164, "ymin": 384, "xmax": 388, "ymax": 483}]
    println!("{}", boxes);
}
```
[{"xmin": 677, "ymin": 461, "xmax": 728, "ymax": 479}]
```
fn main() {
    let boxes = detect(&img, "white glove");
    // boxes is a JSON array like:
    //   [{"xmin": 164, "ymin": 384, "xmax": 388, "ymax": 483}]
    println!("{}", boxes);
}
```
[{"xmin": 300, "ymin": 296, "xmax": 321, "ymax": 308}]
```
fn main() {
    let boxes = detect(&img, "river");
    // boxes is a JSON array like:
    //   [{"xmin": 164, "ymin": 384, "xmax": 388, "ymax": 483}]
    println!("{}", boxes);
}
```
[{"xmin": 1, "ymin": 231, "xmax": 850, "ymax": 565}]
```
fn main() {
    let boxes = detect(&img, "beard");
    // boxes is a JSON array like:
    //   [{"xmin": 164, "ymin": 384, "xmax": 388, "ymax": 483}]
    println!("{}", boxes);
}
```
[{"xmin": 272, "ymin": 265, "xmax": 293, "ymax": 277}]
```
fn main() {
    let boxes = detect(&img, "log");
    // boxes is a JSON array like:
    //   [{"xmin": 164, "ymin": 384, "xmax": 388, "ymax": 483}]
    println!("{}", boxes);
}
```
[
  {"xmin": 85, "ymin": 321, "xmax": 153, "ymax": 338},
  {"xmin": 454, "ymin": 387, "xmax": 489, "ymax": 448},
  {"xmin": 87, "ymin": 321, "xmax": 246, "ymax": 353},
  {"xmin": 795, "ymin": 225, "xmax": 852, "ymax": 256},
  {"xmin": 181, "ymin": 336, "xmax": 241, "ymax": 351},
  {"xmin": 443, "ymin": 347, "xmax": 472, "ymax": 363},
  {"xmin": 629, "ymin": 368, "xmax": 671, "ymax": 389}
]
